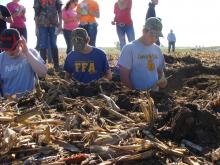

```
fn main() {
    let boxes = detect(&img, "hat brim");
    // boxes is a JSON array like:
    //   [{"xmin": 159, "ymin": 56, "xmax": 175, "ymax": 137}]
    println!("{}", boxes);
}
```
[{"xmin": 149, "ymin": 30, "xmax": 163, "ymax": 38}]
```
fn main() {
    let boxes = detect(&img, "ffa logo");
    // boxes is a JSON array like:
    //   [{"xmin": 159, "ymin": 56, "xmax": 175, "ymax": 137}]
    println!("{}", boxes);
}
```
[{"xmin": 147, "ymin": 55, "xmax": 155, "ymax": 71}]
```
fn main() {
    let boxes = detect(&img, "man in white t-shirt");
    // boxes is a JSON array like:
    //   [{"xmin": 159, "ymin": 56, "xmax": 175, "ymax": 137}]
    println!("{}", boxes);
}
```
[{"xmin": 118, "ymin": 17, "xmax": 167, "ymax": 91}]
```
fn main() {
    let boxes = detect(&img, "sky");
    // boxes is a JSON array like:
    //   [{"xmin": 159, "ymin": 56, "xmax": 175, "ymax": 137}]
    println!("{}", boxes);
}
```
[{"xmin": 1, "ymin": 0, "xmax": 220, "ymax": 48}]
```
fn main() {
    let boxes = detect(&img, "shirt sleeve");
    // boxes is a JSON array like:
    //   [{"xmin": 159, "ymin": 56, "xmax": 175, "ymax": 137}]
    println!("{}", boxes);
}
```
[
  {"xmin": 118, "ymin": 44, "xmax": 133, "ymax": 70},
  {"xmin": 64, "ymin": 55, "xmax": 72, "ymax": 74},
  {"xmin": 102, "ymin": 52, "xmax": 110, "ymax": 73},
  {"xmin": 29, "ymin": 48, "xmax": 45, "ymax": 64},
  {"xmin": 3, "ymin": 5, "xmax": 11, "ymax": 17},
  {"xmin": 90, "ymin": 1, "xmax": 99, "ymax": 12}
]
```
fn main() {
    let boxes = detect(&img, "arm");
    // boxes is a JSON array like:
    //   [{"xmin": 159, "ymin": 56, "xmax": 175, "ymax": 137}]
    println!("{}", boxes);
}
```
[
  {"xmin": 88, "ymin": 1, "xmax": 100, "ymax": 18},
  {"xmin": 119, "ymin": 0, "xmax": 132, "ymax": 10},
  {"xmin": 89, "ymin": 9, "xmax": 99, "ymax": 18},
  {"xmin": 0, "ymin": 5, "xmax": 13, "ymax": 23},
  {"xmin": 62, "ymin": 11, "xmax": 78, "ymax": 23},
  {"xmin": 157, "ymin": 69, "xmax": 167, "ymax": 89},
  {"xmin": 104, "ymin": 69, "xmax": 112, "ymax": 80},
  {"xmin": 3, "ymin": 16, "xmax": 13, "ymax": 23},
  {"xmin": 64, "ymin": 72, "xmax": 71, "ymax": 81},
  {"xmin": 119, "ymin": 65, "xmax": 133, "ymax": 89},
  {"xmin": 20, "ymin": 37, "xmax": 47, "ymax": 77}
]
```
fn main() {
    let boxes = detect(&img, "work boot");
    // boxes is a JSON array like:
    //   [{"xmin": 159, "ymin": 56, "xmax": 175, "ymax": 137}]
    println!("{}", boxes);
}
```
[
  {"xmin": 40, "ymin": 48, "xmax": 47, "ymax": 63},
  {"xmin": 51, "ymin": 48, "xmax": 59, "ymax": 71}
]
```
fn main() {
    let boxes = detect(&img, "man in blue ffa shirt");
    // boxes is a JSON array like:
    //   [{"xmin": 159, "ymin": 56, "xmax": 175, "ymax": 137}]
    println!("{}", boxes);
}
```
[{"xmin": 64, "ymin": 28, "xmax": 112, "ymax": 83}]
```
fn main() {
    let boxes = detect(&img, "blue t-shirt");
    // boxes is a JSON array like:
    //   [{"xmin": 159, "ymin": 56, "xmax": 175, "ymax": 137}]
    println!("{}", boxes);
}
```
[
  {"xmin": 118, "ymin": 40, "xmax": 165, "ymax": 90},
  {"xmin": 64, "ymin": 47, "xmax": 110, "ymax": 83},
  {"xmin": 0, "ymin": 49, "xmax": 44, "ymax": 97}
]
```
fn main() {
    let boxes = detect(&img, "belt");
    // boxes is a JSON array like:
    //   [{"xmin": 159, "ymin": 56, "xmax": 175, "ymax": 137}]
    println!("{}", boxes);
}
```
[{"xmin": 116, "ymin": 23, "xmax": 126, "ymax": 27}]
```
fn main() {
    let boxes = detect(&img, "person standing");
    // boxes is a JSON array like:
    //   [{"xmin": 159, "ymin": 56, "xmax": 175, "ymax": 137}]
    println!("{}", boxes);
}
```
[
  {"xmin": 167, "ymin": 29, "xmax": 176, "ymax": 53},
  {"xmin": 33, "ymin": 0, "xmax": 63, "ymax": 70},
  {"xmin": 146, "ymin": 0, "xmax": 158, "ymax": 19},
  {"xmin": 77, "ymin": 0, "xmax": 99, "ymax": 47},
  {"xmin": 62, "ymin": 0, "xmax": 79, "ymax": 55},
  {"xmin": 146, "ymin": 0, "xmax": 160, "ymax": 46},
  {"xmin": 0, "ymin": 5, "xmax": 13, "ymax": 34},
  {"xmin": 64, "ymin": 28, "xmax": 112, "ymax": 83},
  {"xmin": 7, "ymin": 0, "xmax": 27, "ymax": 41},
  {"xmin": 118, "ymin": 17, "xmax": 167, "ymax": 91},
  {"xmin": 0, "ymin": 5, "xmax": 13, "ymax": 54},
  {"xmin": 112, "ymin": 0, "xmax": 135, "ymax": 50}
]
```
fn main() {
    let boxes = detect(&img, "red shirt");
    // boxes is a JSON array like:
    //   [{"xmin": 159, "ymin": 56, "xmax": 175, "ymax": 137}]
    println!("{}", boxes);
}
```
[{"xmin": 114, "ymin": 0, "xmax": 132, "ymax": 25}]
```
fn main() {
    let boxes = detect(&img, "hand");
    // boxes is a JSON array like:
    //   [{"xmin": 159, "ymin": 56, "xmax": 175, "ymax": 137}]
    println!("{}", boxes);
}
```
[
  {"xmin": 19, "ymin": 36, "xmax": 28, "ymax": 54},
  {"xmin": 111, "ymin": 21, "xmax": 116, "ymax": 25},
  {"xmin": 157, "ymin": 77, "xmax": 167, "ymax": 88},
  {"xmin": 35, "ymin": 27, "xmax": 39, "ymax": 36}
]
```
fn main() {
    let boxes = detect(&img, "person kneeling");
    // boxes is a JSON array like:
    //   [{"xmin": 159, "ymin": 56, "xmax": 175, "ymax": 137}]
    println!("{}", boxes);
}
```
[
  {"xmin": 64, "ymin": 28, "xmax": 112, "ymax": 83},
  {"xmin": 0, "ymin": 28, "xmax": 47, "ymax": 98}
]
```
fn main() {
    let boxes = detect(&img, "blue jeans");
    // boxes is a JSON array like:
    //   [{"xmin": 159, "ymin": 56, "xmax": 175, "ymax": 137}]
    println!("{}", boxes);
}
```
[
  {"xmin": 38, "ymin": 26, "xmax": 57, "ymax": 49},
  {"xmin": 63, "ymin": 29, "xmax": 73, "ymax": 55},
  {"xmin": 79, "ymin": 23, "xmax": 97, "ymax": 46},
  {"xmin": 116, "ymin": 24, "xmax": 135, "ymax": 50}
]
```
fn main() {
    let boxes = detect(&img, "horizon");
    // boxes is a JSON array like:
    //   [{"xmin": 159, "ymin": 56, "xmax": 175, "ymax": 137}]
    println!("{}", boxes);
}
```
[{"xmin": 1, "ymin": 0, "xmax": 220, "ymax": 49}]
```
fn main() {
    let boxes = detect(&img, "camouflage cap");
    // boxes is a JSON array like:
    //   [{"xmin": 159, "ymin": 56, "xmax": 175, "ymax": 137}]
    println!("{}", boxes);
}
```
[
  {"xmin": 72, "ymin": 28, "xmax": 88, "ymax": 51},
  {"xmin": 144, "ymin": 17, "xmax": 163, "ymax": 38}
]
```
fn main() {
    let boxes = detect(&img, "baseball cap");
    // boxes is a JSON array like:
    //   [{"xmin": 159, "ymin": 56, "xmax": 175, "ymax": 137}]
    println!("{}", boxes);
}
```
[
  {"xmin": 72, "ymin": 28, "xmax": 88, "ymax": 51},
  {"xmin": 0, "ymin": 28, "xmax": 20, "ymax": 51},
  {"xmin": 144, "ymin": 17, "xmax": 163, "ymax": 38}
]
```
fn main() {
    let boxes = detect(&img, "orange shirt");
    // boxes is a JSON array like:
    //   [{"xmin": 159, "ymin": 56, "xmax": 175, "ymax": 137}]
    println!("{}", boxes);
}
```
[{"xmin": 77, "ymin": 0, "xmax": 99, "ymax": 23}]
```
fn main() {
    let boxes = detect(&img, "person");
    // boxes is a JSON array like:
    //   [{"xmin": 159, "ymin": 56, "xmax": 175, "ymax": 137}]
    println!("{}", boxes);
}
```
[
  {"xmin": 0, "ymin": 5, "xmax": 13, "ymax": 53},
  {"xmin": 62, "ymin": 0, "xmax": 79, "ymax": 55},
  {"xmin": 77, "ymin": 0, "xmax": 99, "ymax": 47},
  {"xmin": 7, "ymin": 0, "xmax": 27, "ymax": 41},
  {"xmin": 64, "ymin": 28, "xmax": 112, "ymax": 83},
  {"xmin": 112, "ymin": 0, "xmax": 135, "ymax": 50},
  {"xmin": 33, "ymin": 0, "xmax": 63, "ymax": 70},
  {"xmin": 0, "ymin": 28, "xmax": 47, "ymax": 98},
  {"xmin": 146, "ymin": 0, "xmax": 160, "ymax": 46},
  {"xmin": 167, "ymin": 29, "xmax": 176, "ymax": 53},
  {"xmin": 118, "ymin": 17, "xmax": 167, "ymax": 91},
  {"xmin": 0, "ymin": 5, "xmax": 13, "ymax": 34},
  {"xmin": 146, "ymin": 0, "xmax": 158, "ymax": 19}
]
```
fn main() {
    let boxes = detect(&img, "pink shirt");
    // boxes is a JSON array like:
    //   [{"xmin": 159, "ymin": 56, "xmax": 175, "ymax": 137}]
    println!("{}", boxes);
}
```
[
  {"xmin": 114, "ymin": 0, "xmax": 133, "ymax": 25},
  {"xmin": 62, "ymin": 9, "xmax": 79, "ymax": 31},
  {"xmin": 7, "ymin": 2, "xmax": 26, "ymax": 28}
]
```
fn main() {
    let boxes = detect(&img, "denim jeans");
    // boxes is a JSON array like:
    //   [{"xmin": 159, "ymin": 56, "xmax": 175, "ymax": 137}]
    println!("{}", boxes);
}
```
[
  {"xmin": 168, "ymin": 41, "xmax": 175, "ymax": 53},
  {"xmin": 63, "ymin": 29, "xmax": 73, "ymax": 55},
  {"xmin": 38, "ymin": 26, "xmax": 57, "ymax": 49},
  {"xmin": 79, "ymin": 23, "xmax": 97, "ymax": 46},
  {"xmin": 116, "ymin": 24, "xmax": 135, "ymax": 50}
]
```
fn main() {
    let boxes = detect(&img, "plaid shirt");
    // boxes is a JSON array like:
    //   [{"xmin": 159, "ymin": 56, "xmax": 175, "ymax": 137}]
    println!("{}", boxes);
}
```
[{"xmin": 34, "ymin": 0, "xmax": 62, "ymax": 27}]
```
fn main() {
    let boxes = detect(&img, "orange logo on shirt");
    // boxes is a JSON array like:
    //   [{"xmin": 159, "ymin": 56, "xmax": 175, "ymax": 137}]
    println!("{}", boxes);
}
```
[
  {"xmin": 147, "ymin": 55, "xmax": 155, "ymax": 71},
  {"xmin": 74, "ymin": 62, "xmax": 96, "ymax": 74}
]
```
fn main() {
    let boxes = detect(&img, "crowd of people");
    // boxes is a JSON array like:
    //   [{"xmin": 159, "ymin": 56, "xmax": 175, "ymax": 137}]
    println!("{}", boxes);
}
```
[{"xmin": 0, "ymin": 0, "xmax": 172, "ymax": 98}]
